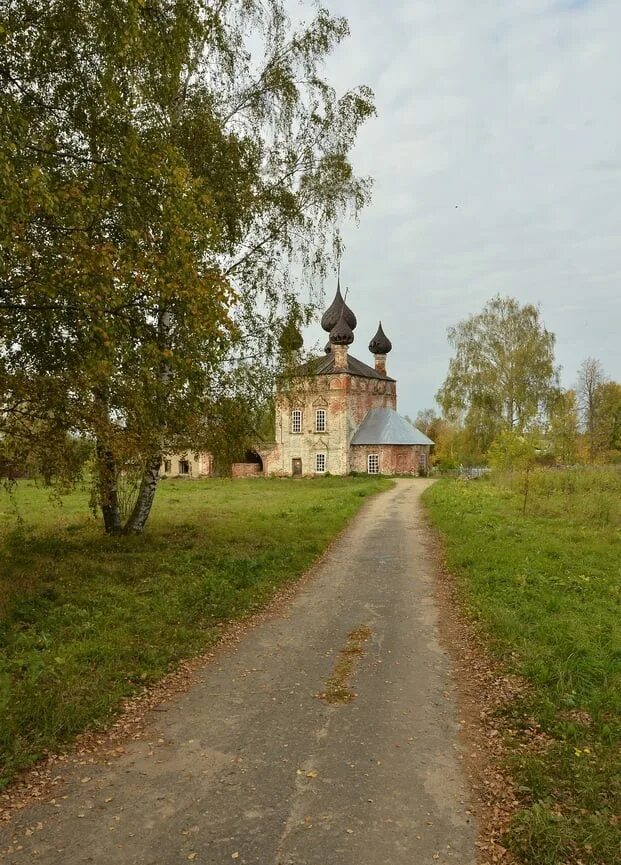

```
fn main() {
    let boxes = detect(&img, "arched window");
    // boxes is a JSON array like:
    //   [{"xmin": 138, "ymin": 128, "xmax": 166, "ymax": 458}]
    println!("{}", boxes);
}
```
[{"xmin": 291, "ymin": 409, "xmax": 302, "ymax": 434}]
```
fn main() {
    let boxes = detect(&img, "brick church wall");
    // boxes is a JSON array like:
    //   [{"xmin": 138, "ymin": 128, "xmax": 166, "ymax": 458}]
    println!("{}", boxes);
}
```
[
  {"xmin": 350, "ymin": 444, "xmax": 430, "ymax": 475},
  {"xmin": 268, "ymin": 368, "xmax": 397, "ymax": 476}
]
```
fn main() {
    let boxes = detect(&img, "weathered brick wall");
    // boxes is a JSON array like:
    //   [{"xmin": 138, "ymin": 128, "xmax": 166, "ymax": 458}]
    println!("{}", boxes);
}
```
[
  {"xmin": 265, "ymin": 346, "xmax": 403, "ymax": 477},
  {"xmin": 350, "ymin": 444, "xmax": 430, "ymax": 475},
  {"xmin": 268, "ymin": 367, "xmax": 397, "ymax": 476},
  {"xmin": 231, "ymin": 462, "xmax": 262, "ymax": 478}
]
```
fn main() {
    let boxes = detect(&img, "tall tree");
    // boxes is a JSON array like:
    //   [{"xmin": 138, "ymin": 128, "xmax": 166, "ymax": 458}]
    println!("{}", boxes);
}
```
[
  {"xmin": 547, "ymin": 388, "xmax": 580, "ymax": 464},
  {"xmin": 595, "ymin": 381, "xmax": 621, "ymax": 458},
  {"xmin": 437, "ymin": 296, "xmax": 559, "ymax": 445},
  {"xmin": 0, "ymin": 0, "xmax": 374, "ymax": 533},
  {"xmin": 577, "ymin": 358, "xmax": 606, "ymax": 462}
]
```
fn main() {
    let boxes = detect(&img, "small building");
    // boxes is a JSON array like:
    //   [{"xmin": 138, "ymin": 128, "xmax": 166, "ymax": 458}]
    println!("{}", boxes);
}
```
[
  {"xmin": 160, "ymin": 452, "xmax": 213, "ymax": 479},
  {"xmin": 262, "ymin": 284, "xmax": 433, "ymax": 476}
]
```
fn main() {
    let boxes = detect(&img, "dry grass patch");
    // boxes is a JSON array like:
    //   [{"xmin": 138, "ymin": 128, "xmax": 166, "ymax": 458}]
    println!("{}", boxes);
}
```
[{"xmin": 319, "ymin": 624, "xmax": 372, "ymax": 704}]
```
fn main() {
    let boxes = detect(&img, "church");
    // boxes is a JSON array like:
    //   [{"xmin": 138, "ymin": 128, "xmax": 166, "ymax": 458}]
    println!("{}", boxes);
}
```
[
  {"xmin": 260, "ymin": 284, "xmax": 433, "ymax": 477},
  {"xmin": 160, "ymin": 284, "xmax": 432, "ymax": 479}
]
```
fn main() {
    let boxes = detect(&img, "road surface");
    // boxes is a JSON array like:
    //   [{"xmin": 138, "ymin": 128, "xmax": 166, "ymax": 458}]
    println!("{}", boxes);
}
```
[{"xmin": 1, "ymin": 479, "xmax": 476, "ymax": 864}]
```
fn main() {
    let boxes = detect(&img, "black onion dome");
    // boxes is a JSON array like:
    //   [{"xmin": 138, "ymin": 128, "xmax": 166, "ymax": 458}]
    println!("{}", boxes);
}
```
[
  {"xmin": 368, "ymin": 321, "xmax": 392, "ymax": 354},
  {"xmin": 329, "ymin": 307, "xmax": 354, "ymax": 346},
  {"xmin": 320, "ymin": 282, "xmax": 357, "ymax": 332}
]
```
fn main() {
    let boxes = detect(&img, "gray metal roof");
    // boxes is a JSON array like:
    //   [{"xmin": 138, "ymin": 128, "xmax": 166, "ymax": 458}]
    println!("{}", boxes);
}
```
[{"xmin": 351, "ymin": 408, "xmax": 434, "ymax": 446}]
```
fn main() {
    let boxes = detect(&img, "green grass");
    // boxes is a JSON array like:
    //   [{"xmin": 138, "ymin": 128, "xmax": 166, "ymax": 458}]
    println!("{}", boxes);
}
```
[
  {"xmin": 0, "ymin": 475, "xmax": 391, "ymax": 789},
  {"xmin": 423, "ymin": 472, "xmax": 621, "ymax": 865}
]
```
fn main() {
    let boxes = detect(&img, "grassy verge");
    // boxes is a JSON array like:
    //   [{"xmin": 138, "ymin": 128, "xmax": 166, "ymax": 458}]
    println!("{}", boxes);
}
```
[
  {"xmin": 0, "ymin": 475, "xmax": 391, "ymax": 789},
  {"xmin": 423, "ymin": 473, "xmax": 620, "ymax": 865}
]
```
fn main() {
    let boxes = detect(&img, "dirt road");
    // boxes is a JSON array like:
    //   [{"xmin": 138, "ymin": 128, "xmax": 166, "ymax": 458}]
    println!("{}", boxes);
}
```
[{"xmin": 1, "ymin": 479, "xmax": 476, "ymax": 864}]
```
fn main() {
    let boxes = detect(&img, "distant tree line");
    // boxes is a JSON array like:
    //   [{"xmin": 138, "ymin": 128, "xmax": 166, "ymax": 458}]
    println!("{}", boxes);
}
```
[{"xmin": 414, "ymin": 296, "xmax": 621, "ymax": 469}]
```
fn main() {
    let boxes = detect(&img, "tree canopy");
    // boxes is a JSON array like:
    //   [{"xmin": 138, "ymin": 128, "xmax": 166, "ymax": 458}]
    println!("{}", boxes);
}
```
[
  {"xmin": 0, "ymin": 0, "xmax": 375, "ymax": 532},
  {"xmin": 436, "ymin": 296, "xmax": 559, "ymax": 450}
]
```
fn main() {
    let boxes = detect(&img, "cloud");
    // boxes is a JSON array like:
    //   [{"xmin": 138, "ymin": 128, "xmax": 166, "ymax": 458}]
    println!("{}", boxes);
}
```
[{"xmin": 300, "ymin": 0, "xmax": 621, "ymax": 415}]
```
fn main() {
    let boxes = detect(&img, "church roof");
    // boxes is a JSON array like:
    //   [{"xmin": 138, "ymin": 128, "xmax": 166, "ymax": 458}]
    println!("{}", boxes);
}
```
[
  {"xmin": 351, "ymin": 408, "xmax": 434, "ymax": 446},
  {"xmin": 298, "ymin": 352, "xmax": 395, "ymax": 381}
]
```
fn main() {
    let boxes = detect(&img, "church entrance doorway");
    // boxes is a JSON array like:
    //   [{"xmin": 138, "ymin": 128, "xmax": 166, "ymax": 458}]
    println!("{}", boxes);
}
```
[{"xmin": 292, "ymin": 458, "xmax": 302, "ymax": 476}]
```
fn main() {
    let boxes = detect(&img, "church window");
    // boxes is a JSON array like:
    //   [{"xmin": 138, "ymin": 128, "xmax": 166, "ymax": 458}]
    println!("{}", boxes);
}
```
[
  {"xmin": 163, "ymin": 459, "xmax": 171, "ymax": 474},
  {"xmin": 368, "ymin": 454, "xmax": 379, "ymax": 475},
  {"xmin": 179, "ymin": 459, "xmax": 190, "ymax": 475},
  {"xmin": 315, "ymin": 453, "xmax": 326, "ymax": 473},
  {"xmin": 291, "ymin": 409, "xmax": 302, "ymax": 434},
  {"xmin": 315, "ymin": 408, "xmax": 326, "ymax": 432}
]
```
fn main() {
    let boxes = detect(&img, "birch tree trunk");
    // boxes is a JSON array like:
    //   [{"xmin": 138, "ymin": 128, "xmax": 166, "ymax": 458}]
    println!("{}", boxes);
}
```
[
  {"xmin": 96, "ymin": 442, "xmax": 122, "ymax": 535},
  {"xmin": 122, "ymin": 452, "xmax": 163, "ymax": 535},
  {"xmin": 120, "ymin": 308, "xmax": 172, "ymax": 535}
]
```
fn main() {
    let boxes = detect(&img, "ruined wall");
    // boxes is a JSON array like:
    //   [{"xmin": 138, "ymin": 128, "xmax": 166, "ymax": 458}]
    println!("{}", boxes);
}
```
[
  {"xmin": 231, "ymin": 462, "xmax": 262, "ymax": 478},
  {"xmin": 160, "ymin": 452, "xmax": 213, "ymax": 478}
]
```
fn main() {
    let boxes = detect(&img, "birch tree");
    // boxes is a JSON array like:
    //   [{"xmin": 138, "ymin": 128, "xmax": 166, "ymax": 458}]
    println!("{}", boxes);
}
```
[
  {"xmin": 0, "ymin": 0, "xmax": 375, "ymax": 533},
  {"xmin": 437, "ymin": 296, "xmax": 559, "ymax": 446},
  {"xmin": 577, "ymin": 358, "xmax": 606, "ymax": 462}
]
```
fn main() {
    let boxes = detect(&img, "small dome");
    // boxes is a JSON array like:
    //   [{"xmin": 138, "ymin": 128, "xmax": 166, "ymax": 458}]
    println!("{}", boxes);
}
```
[
  {"xmin": 369, "ymin": 321, "xmax": 392, "ymax": 354},
  {"xmin": 329, "ymin": 307, "xmax": 354, "ymax": 346},
  {"xmin": 320, "ymin": 281, "xmax": 357, "ymax": 332}
]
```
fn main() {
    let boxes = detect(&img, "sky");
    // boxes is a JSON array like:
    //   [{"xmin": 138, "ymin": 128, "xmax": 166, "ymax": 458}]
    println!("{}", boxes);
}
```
[{"xmin": 299, "ymin": 0, "xmax": 621, "ymax": 420}]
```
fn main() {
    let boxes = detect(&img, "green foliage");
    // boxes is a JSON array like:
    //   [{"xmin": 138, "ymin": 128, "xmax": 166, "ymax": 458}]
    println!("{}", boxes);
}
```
[
  {"xmin": 488, "ymin": 428, "xmax": 540, "ymax": 512},
  {"xmin": 595, "ymin": 381, "xmax": 621, "ymax": 458},
  {"xmin": 0, "ymin": 474, "xmax": 390, "ymax": 788},
  {"xmin": 0, "ymin": 0, "xmax": 375, "ymax": 531},
  {"xmin": 437, "ymin": 296, "xmax": 559, "ymax": 451},
  {"xmin": 424, "ymin": 474, "xmax": 621, "ymax": 865},
  {"xmin": 546, "ymin": 388, "xmax": 580, "ymax": 464},
  {"xmin": 488, "ymin": 429, "xmax": 538, "ymax": 473}
]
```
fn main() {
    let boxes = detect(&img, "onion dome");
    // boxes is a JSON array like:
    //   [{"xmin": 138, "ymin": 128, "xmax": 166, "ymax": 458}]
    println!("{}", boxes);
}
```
[
  {"xmin": 320, "ymin": 281, "xmax": 357, "ymax": 332},
  {"xmin": 368, "ymin": 321, "xmax": 392, "ymax": 355},
  {"xmin": 329, "ymin": 307, "xmax": 354, "ymax": 346}
]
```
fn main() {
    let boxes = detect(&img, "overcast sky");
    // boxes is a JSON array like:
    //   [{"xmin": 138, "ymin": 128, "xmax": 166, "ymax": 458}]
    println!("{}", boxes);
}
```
[{"xmin": 300, "ymin": 0, "xmax": 621, "ymax": 419}]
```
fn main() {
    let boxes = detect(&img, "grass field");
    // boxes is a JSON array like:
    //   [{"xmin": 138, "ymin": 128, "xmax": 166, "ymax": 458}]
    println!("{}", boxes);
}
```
[
  {"xmin": 424, "ymin": 470, "xmax": 621, "ymax": 865},
  {"xmin": 0, "ymin": 475, "xmax": 391, "ymax": 790}
]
